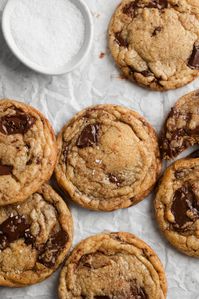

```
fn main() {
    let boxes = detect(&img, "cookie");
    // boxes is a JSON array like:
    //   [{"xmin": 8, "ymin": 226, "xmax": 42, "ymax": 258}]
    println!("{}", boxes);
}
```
[
  {"xmin": 55, "ymin": 104, "xmax": 161, "ymax": 211},
  {"xmin": 58, "ymin": 232, "xmax": 167, "ymax": 299},
  {"xmin": 0, "ymin": 184, "xmax": 73, "ymax": 287},
  {"xmin": 160, "ymin": 89, "xmax": 199, "ymax": 160},
  {"xmin": 0, "ymin": 99, "xmax": 57, "ymax": 205},
  {"xmin": 154, "ymin": 157, "xmax": 199, "ymax": 256},
  {"xmin": 108, "ymin": 0, "xmax": 199, "ymax": 91}
]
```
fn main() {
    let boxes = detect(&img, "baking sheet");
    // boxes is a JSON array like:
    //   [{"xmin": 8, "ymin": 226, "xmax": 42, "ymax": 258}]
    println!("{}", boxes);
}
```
[{"xmin": 0, "ymin": 0, "xmax": 199, "ymax": 298}]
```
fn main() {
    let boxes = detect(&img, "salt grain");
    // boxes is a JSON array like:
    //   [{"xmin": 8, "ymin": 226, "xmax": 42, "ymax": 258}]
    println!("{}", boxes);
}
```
[{"xmin": 10, "ymin": 0, "xmax": 85, "ymax": 68}]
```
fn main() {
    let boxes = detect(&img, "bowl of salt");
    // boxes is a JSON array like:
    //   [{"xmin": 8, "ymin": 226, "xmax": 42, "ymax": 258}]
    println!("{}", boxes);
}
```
[{"xmin": 2, "ymin": 0, "xmax": 93, "ymax": 75}]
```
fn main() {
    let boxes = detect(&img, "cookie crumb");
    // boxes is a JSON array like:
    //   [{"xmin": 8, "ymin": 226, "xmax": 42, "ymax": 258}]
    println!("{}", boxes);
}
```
[{"xmin": 99, "ymin": 52, "xmax": 105, "ymax": 59}]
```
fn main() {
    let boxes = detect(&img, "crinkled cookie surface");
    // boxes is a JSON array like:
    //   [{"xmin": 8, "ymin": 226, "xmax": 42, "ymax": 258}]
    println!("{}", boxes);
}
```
[
  {"xmin": 58, "ymin": 232, "xmax": 167, "ymax": 299},
  {"xmin": 55, "ymin": 104, "xmax": 161, "ymax": 211},
  {"xmin": 109, "ymin": 0, "xmax": 199, "ymax": 90},
  {"xmin": 0, "ymin": 99, "xmax": 57, "ymax": 206},
  {"xmin": 160, "ymin": 89, "xmax": 199, "ymax": 159},
  {"xmin": 0, "ymin": 184, "xmax": 73, "ymax": 286},
  {"xmin": 155, "ymin": 157, "xmax": 199, "ymax": 256}
]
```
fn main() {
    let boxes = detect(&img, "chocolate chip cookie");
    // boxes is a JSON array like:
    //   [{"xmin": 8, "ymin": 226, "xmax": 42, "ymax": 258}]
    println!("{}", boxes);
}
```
[
  {"xmin": 0, "ymin": 99, "xmax": 57, "ymax": 206},
  {"xmin": 109, "ymin": 0, "xmax": 199, "ymax": 91},
  {"xmin": 58, "ymin": 232, "xmax": 167, "ymax": 299},
  {"xmin": 55, "ymin": 104, "xmax": 161, "ymax": 211},
  {"xmin": 154, "ymin": 157, "xmax": 199, "ymax": 256},
  {"xmin": 160, "ymin": 89, "xmax": 199, "ymax": 160},
  {"xmin": 0, "ymin": 184, "xmax": 73, "ymax": 287}
]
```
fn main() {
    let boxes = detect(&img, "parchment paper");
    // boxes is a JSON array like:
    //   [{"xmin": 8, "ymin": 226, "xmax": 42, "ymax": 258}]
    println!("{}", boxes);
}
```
[{"xmin": 0, "ymin": 0, "xmax": 199, "ymax": 298}]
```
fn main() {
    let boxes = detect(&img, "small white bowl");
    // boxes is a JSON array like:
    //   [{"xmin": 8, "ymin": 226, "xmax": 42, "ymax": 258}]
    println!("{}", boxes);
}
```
[{"xmin": 2, "ymin": 0, "xmax": 93, "ymax": 75}]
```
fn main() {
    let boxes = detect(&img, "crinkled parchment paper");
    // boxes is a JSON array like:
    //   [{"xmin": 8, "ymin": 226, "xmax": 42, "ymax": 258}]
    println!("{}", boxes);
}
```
[{"xmin": 0, "ymin": 0, "xmax": 199, "ymax": 298}]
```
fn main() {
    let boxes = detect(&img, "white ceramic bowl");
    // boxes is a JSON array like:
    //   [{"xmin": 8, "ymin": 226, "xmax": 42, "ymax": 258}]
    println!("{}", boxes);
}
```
[{"xmin": 2, "ymin": 0, "xmax": 93, "ymax": 75}]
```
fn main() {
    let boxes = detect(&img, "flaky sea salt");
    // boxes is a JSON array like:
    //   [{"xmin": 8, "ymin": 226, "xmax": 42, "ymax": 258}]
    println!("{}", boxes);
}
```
[{"xmin": 10, "ymin": 0, "xmax": 85, "ymax": 68}]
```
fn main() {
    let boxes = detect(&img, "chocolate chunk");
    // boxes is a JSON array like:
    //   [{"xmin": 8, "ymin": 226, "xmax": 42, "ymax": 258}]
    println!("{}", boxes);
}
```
[
  {"xmin": 0, "ymin": 108, "xmax": 36, "ymax": 135},
  {"xmin": 79, "ymin": 254, "xmax": 92, "ymax": 268},
  {"xmin": 0, "ymin": 215, "xmax": 30, "ymax": 250},
  {"xmin": 161, "ymin": 108, "xmax": 193, "ymax": 158},
  {"xmin": 24, "ymin": 230, "xmax": 36, "ymax": 246},
  {"xmin": 171, "ymin": 185, "xmax": 199, "ymax": 227},
  {"xmin": 77, "ymin": 124, "xmax": 100, "ymax": 148},
  {"xmin": 123, "ymin": 1, "xmax": 138, "ymax": 16},
  {"xmin": 130, "ymin": 67, "xmax": 153, "ymax": 77},
  {"xmin": 189, "ymin": 150, "xmax": 199, "ymax": 158},
  {"xmin": 115, "ymin": 32, "xmax": 128, "ymax": 47},
  {"xmin": 79, "ymin": 252, "xmax": 111, "ymax": 270},
  {"xmin": 147, "ymin": 0, "xmax": 168, "ymax": 9},
  {"xmin": 188, "ymin": 44, "xmax": 199, "ymax": 69},
  {"xmin": 152, "ymin": 26, "xmax": 162, "ymax": 36},
  {"xmin": 140, "ymin": 70, "xmax": 153, "ymax": 77},
  {"xmin": 168, "ymin": 107, "xmax": 180, "ymax": 119},
  {"xmin": 0, "ymin": 163, "xmax": 13, "ymax": 175},
  {"xmin": 0, "ymin": 233, "xmax": 9, "ymax": 250},
  {"xmin": 38, "ymin": 230, "xmax": 68, "ymax": 268},
  {"xmin": 130, "ymin": 285, "xmax": 148, "ymax": 299},
  {"xmin": 26, "ymin": 159, "xmax": 32, "ymax": 165},
  {"xmin": 35, "ymin": 157, "xmax": 41, "ymax": 164},
  {"xmin": 123, "ymin": 0, "xmax": 167, "ymax": 13},
  {"xmin": 108, "ymin": 173, "xmax": 123, "ymax": 186}
]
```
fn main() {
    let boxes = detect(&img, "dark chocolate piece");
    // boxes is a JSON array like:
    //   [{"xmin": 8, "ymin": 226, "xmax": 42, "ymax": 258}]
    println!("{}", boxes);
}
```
[
  {"xmin": 0, "ymin": 163, "xmax": 13, "ymax": 175},
  {"xmin": 79, "ymin": 252, "xmax": 111, "ymax": 270},
  {"xmin": 115, "ymin": 32, "xmax": 128, "ymax": 47},
  {"xmin": 108, "ymin": 173, "xmax": 123, "ymax": 186},
  {"xmin": 171, "ymin": 185, "xmax": 199, "ymax": 227},
  {"xmin": 26, "ymin": 159, "xmax": 32, "ymax": 165},
  {"xmin": 152, "ymin": 26, "xmax": 162, "ymax": 36},
  {"xmin": 0, "ymin": 108, "xmax": 36, "ymax": 135},
  {"xmin": 130, "ymin": 284, "xmax": 148, "ymax": 299},
  {"xmin": 161, "ymin": 108, "xmax": 193, "ymax": 159},
  {"xmin": 123, "ymin": 1, "xmax": 139, "ymax": 16},
  {"xmin": 77, "ymin": 124, "xmax": 100, "ymax": 148},
  {"xmin": 140, "ymin": 70, "xmax": 153, "ymax": 77},
  {"xmin": 24, "ymin": 230, "xmax": 36, "ymax": 246},
  {"xmin": 147, "ymin": 0, "xmax": 168, "ymax": 9},
  {"xmin": 188, "ymin": 44, "xmax": 199, "ymax": 70},
  {"xmin": 0, "ymin": 234, "xmax": 9, "ymax": 250},
  {"xmin": 123, "ymin": 0, "xmax": 167, "ymax": 14},
  {"xmin": 38, "ymin": 230, "xmax": 68, "ymax": 268},
  {"xmin": 35, "ymin": 157, "xmax": 41, "ymax": 165},
  {"xmin": 0, "ymin": 215, "xmax": 31, "ymax": 250}
]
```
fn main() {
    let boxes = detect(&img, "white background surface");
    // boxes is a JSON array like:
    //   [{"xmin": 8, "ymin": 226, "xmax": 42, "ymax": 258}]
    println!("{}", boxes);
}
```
[{"xmin": 0, "ymin": 0, "xmax": 199, "ymax": 298}]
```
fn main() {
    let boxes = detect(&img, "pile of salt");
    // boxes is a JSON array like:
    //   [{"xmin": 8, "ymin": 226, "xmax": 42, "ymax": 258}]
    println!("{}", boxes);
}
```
[{"xmin": 10, "ymin": 0, "xmax": 85, "ymax": 68}]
